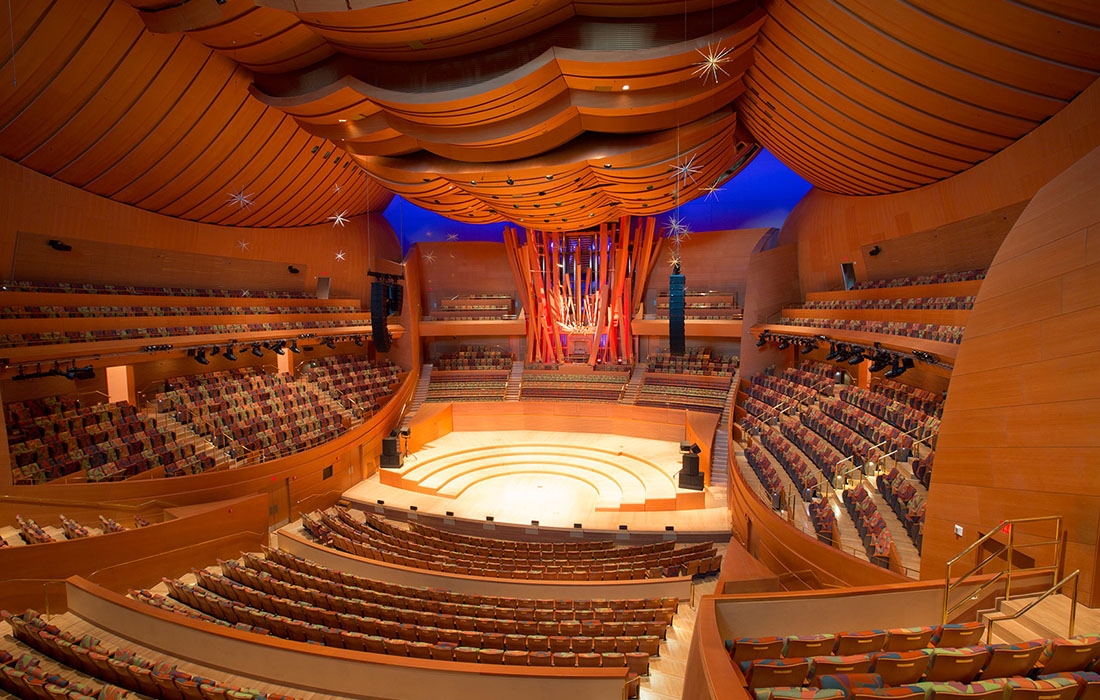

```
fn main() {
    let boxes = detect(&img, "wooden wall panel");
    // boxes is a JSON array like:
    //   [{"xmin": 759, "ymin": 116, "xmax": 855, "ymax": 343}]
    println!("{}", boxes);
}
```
[
  {"xmin": 643, "ymin": 228, "xmax": 768, "ymax": 312},
  {"xmin": 417, "ymin": 242, "xmax": 518, "ymax": 313},
  {"xmin": 778, "ymin": 78, "xmax": 1100, "ymax": 293},
  {"xmin": 738, "ymin": 240, "xmax": 800, "ymax": 379},
  {"xmin": 0, "ymin": 157, "xmax": 401, "ymax": 304},
  {"xmin": 922, "ymin": 144, "xmax": 1100, "ymax": 605}
]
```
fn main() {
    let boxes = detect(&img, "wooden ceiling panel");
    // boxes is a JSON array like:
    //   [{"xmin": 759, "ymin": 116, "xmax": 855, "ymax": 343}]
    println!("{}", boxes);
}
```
[
  {"xmin": 0, "ymin": 0, "xmax": 391, "ymax": 227},
  {"xmin": 739, "ymin": 0, "xmax": 1100, "ymax": 194}
]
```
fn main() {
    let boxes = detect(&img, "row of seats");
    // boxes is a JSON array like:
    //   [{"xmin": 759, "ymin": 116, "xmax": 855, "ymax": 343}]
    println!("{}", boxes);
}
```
[
  {"xmin": 428, "ymin": 294, "xmax": 514, "ymax": 320},
  {"xmin": 328, "ymin": 510, "xmax": 716, "ymax": 575},
  {"xmin": 3, "ymin": 609, "xmax": 286, "ymax": 700},
  {"xmin": 780, "ymin": 418, "xmax": 845, "ymax": 484},
  {"xmin": 519, "ymin": 370, "xmax": 629, "ymax": 403},
  {"xmin": 838, "ymin": 386, "xmax": 938, "ymax": 439},
  {"xmin": 913, "ymin": 452, "xmax": 934, "ymax": 490},
  {"xmin": 799, "ymin": 407, "xmax": 881, "ymax": 467},
  {"xmin": 157, "ymin": 574, "xmax": 650, "ymax": 692},
  {"xmin": 778, "ymin": 318, "xmax": 965, "ymax": 345},
  {"xmin": 645, "ymin": 349, "xmax": 738, "ymax": 376},
  {"xmin": 3, "ymin": 514, "xmax": 148, "ymax": 547},
  {"xmin": 256, "ymin": 545, "xmax": 679, "ymax": 614},
  {"xmin": 305, "ymin": 355, "xmax": 401, "ymax": 415},
  {"xmin": 433, "ymin": 346, "xmax": 514, "ymax": 371},
  {"xmin": 871, "ymin": 380, "xmax": 944, "ymax": 419},
  {"xmin": 425, "ymin": 370, "xmax": 509, "ymax": 402},
  {"xmin": 843, "ymin": 485, "xmax": 895, "ymax": 569},
  {"xmin": 6, "ymin": 400, "xmax": 214, "ymax": 484},
  {"xmin": 0, "ymin": 304, "xmax": 355, "ymax": 319},
  {"xmin": 751, "ymin": 374, "xmax": 817, "ymax": 406},
  {"xmin": 637, "ymin": 373, "xmax": 732, "ymax": 413},
  {"xmin": 850, "ymin": 270, "xmax": 986, "ymax": 290},
  {"xmin": 0, "ymin": 280, "xmax": 313, "ymax": 298},
  {"xmin": 784, "ymin": 367, "xmax": 836, "ymax": 394},
  {"xmin": 798, "ymin": 297, "xmax": 975, "ymax": 311},
  {"xmin": 878, "ymin": 469, "xmax": 925, "ymax": 550},
  {"xmin": 306, "ymin": 512, "xmax": 720, "ymax": 580},
  {"xmin": 403, "ymin": 518, "xmax": 619, "ymax": 554},
  {"xmin": 156, "ymin": 368, "xmax": 348, "ymax": 463},
  {"xmin": 0, "ymin": 319, "xmax": 367, "ymax": 349},
  {"xmin": 744, "ymin": 443, "xmax": 784, "ymax": 504},
  {"xmin": 818, "ymin": 399, "xmax": 916, "ymax": 457}
]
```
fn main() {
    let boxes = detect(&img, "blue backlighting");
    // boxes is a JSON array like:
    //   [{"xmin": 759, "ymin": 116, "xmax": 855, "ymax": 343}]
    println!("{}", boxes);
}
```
[{"xmin": 383, "ymin": 148, "xmax": 812, "ymax": 252}]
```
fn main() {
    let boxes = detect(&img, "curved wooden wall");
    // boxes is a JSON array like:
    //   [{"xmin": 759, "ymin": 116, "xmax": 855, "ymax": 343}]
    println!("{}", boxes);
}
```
[
  {"xmin": 0, "ymin": 494, "xmax": 268, "ymax": 613},
  {"xmin": 740, "ymin": 0, "xmax": 1100, "ymax": 195},
  {"xmin": 923, "ymin": 143, "xmax": 1100, "ymax": 606},
  {"xmin": 66, "ymin": 577, "xmax": 629, "ymax": 700},
  {"xmin": 778, "ymin": 76, "xmax": 1100, "ymax": 293}
]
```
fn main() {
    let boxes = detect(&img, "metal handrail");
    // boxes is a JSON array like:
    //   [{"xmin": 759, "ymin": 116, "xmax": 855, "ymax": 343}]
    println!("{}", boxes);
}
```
[
  {"xmin": 985, "ymin": 570, "xmax": 1079, "ymax": 644},
  {"xmin": 942, "ymin": 515, "xmax": 1064, "ymax": 624}
]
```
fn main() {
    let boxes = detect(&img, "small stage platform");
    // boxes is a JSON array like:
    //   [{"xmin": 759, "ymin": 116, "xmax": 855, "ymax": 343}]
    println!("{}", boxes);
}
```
[{"xmin": 343, "ymin": 401, "xmax": 732, "ymax": 536}]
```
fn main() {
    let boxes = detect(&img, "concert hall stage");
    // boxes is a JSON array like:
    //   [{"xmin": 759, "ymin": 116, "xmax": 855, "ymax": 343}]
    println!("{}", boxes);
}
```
[{"xmin": 343, "ymin": 401, "xmax": 731, "ymax": 536}]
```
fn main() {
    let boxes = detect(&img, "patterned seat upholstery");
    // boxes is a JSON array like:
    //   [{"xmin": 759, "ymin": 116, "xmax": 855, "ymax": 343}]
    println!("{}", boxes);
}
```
[
  {"xmin": 924, "ymin": 647, "xmax": 991, "ymax": 684},
  {"xmin": 933, "ymin": 625, "xmax": 985, "ymax": 649},
  {"xmin": 1004, "ymin": 675, "xmax": 1080, "ymax": 700},
  {"xmin": 979, "ymin": 643, "xmax": 1044, "ymax": 680},
  {"xmin": 757, "ymin": 687, "xmax": 847, "ymax": 700},
  {"xmin": 732, "ymin": 638, "xmax": 787, "ymax": 668},
  {"xmin": 850, "ymin": 687, "xmax": 928, "ymax": 700},
  {"xmin": 818, "ymin": 672, "xmax": 885, "ymax": 697},
  {"xmin": 836, "ymin": 632, "xmax": 888, "ymax": 656},
  {"xmin": 747, "ymin": 659, "xmax": 812, "ymax": 691},
  {"xmin": 886, "ymin": 628, "xmax": 937, "ymax": 652},
  {"xmin": 872, "ymin": 651, "xmax": 933, "ymax": 686},
  {"xmin": 789, "ymin": 636, "xmax": 840, "ymax": 658},
  {"xmin": 809, "ymin": 656, "xmax": 877, "ymax": 685},
  {"xmin": 1037, "ymin": 637, "xmax": 1100, "ymax": 675},
  {"xmin": 1037, "ymin": 671, "xmax": 1100, "ymax": 700}
]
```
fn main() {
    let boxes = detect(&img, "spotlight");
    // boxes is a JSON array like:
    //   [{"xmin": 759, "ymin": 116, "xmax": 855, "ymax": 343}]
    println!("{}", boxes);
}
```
[
  {"xmin": 868, "ymin": 245, "xmax": 881, "ymax": 256},
  {"xmin": 756, "ymin": 333, "xmax": 767, "ymax": 348},
  {"xmin": 825, "ymin": 343, "xmax": 840, "ymax": 361},
  {"xmin": 847, "ymin": 351, "xmax": 865, "ymax": 366},
  {"xmin": 885, "ymin": 357, "xmax": 915, "ymax": 379},
  {"xmin": 777, "ymin": 338, "xmax": 790, "ymax": 350},
  {"xmin": 194, "ymin": 348, "xmax": 209, "ymax": 365},
  {"xmin": 224, "ymin": 345, "xmax": 237, "ymax": 362},
  {"xmin": 209, "ymin": 346, "xmax": 221, "ymax": 357},
  {"xmin": 354, "ymin": 336, "xmax": 363, "ymax": 347},
  {"xmin": 801, "ymin": 341, "xmax": 817, "ymax": 355},
  {"xmin": 272, "ymin": 341, "xmax": 286, "ymax": 356},
  {"xmin": 288, "ymin": 265, "xmax": 300, "ymax": 274},
  {"xmin": 290, "ymin": 340, "xmax": 301, "ymax": 354},
  {"xmin": 251, "ymin": 344, "xmax": 263, "ymax": 358},
  {"xmin": 869, "ymin": 352, "xmax": 892, "ymax": 373},
  {"xmin": 833, "ymin": 345, "xmax": 852, "ymax": 362},
  {"xmin": 48, "ymin": 239, "xmax": 72, "ymax": 252},
  {"xmin": 506, "ymin": 177, "xmax": 514, "ymax": 185},
  {"xmin": 324, "ymin": 337, "xmax": 336, "ymax": 349}
]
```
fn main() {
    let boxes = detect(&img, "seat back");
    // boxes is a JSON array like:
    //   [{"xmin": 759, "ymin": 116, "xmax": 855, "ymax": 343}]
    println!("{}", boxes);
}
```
[
  {"xmin": 980, "ymin": 644, "xmax": 1044, "ymax": 680},
  {"xmin": 872, "ymin": 652, "xmax": 932, "ymax": 686},
  {"xmin": 925, "ymin": 648, "xmax": 991, "ymax": 684},
  {"xmin": 1039, "ymin": 638, "xmax": 1100, "ymax": 675},
  {"xmin": 748, "ymin": 660, "xmax": 811, "ymax": 691},
  {"xmin": 1005, "ymin": 676, "xmax": 1080, "ymax": 700}
]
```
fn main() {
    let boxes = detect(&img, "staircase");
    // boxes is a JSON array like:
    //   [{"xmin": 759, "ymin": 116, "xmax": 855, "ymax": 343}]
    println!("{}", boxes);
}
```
[
  {"xmin": 619, "ymin": 364, "xmax": 648, "ymax": 404},
  {"xmin": 505, "ymin": 361, "xmax": 524, "ymax": 401},
  {"xmin": 298, "ymin": 374, "xmax": 357, "ymax": 425},
  {"xmin": 981, "ymin": 593, "xmax": 1100, "ymax": 644},
  {"xmin": 143, "ymin": 406, "xmax": 236, "ymax": 469},
  {"xmin": 861, "ymin": 476, "xmax": 922, "ymax": 576},
  {"xmin": 400, "ymin": 364, "xmax": 433, "ymax": 429}
]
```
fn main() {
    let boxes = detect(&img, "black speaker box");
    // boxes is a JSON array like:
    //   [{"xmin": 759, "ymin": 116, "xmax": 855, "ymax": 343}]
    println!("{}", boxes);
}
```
[
  {"xmin": 668, "ymin": 273, "xmax": 685, "ymax": 355},
  {"xmin": 380, "ymin": 452, "xmax": 403, "ymax": 469},
  {"xmin": 678, "ymin": 451, "xmax": 703, "ymax": 490},
  {"xmin": 386, "ymin": 283, "xmax": 403, "ymax": 316},
  {"xmin": 382, "ymin": 436, "xmax": 398, "ymax": 456},
  {"xmin": 371, "ymin": 281, "xmax": 392, "ymax": 352}
]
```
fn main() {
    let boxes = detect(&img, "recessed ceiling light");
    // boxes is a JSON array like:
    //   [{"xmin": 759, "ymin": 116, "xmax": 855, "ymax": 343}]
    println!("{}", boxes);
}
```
[
  {"xmin": 337, "ymin": 118, "xmax": 346, "ymax": 123},
  {"xmin": 622, "ymin": 85, "xmax": 630, "ymax": 90}
]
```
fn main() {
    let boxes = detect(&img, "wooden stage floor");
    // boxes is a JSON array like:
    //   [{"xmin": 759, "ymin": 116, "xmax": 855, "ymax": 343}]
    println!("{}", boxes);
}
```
[{"xmin": 344, "ymin": 430, "xmax": 731, "ymax": 534}]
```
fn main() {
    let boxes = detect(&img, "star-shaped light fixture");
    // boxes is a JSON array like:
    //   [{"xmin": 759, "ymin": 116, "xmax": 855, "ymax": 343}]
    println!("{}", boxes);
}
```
[
  {"xmin": 333, "ymin": 183, "xmax": 342, "ymax": 193},
  {"xmin": 664, "ymin": 216, "xmax": 688, "ymax": 238},
  {"xmin": 691, "ymin": 43, "xmax": 734, "ymax": 85},
  {"xmin": 328, "ymin": 211, "xmax": 349, "ymax": 227},
  {"xmin": 667, "ymin": 254, "xmax": 682, "ymax": 269},
  {"xmin": 445, "ymin": 233, "xmax": 459, "ymax": 241},
  {"xmin": 227, "ymin": 187, "xmax": 255, "ymax": 210},
  {"xmin": 237, "ymin": 240, "xmax": 249, "ymax": 251},
  {"xmin": 335, "ymin": 250, "xmax": 346, "ymax": 261},
  {"xmin": 702, "ymin": 181, "xmax": 722, "ymax": 201},
  {"xmin": 668, "ymin": 154, "xmax": 700, "ymax": 186},
  {"xmin": 422, "ymin": 251, "xmax": 436, "ymax": 264}
]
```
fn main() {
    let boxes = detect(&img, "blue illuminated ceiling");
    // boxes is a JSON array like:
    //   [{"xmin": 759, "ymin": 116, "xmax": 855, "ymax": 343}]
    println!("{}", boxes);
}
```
[{"xmin": 383, "ymin": 149, "xmax": 812, "ymax": 253}]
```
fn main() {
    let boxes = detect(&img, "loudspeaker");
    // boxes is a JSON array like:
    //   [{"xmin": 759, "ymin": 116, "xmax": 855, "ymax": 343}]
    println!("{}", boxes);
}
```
[
  {"xmin": 678, "ymin": 452, "xmax": 703, "ymax": 490},
  {"xmin": 668, "ymin": 273, "xmax": 685, "ymax": 355},
  {"xmin": 382, "ymin": 436, "xmax": 398, "ymax": 456},
  {"xmin": 386, "ymin": 282, "xmax": 403, "ymax": 316},
  {"xmin": 371, "ymin": 281, "xmax": 392, "ymax": 352},
  {"xmin": 380, "ymin": 452, "xmax": 403, "ymax": 468}
]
